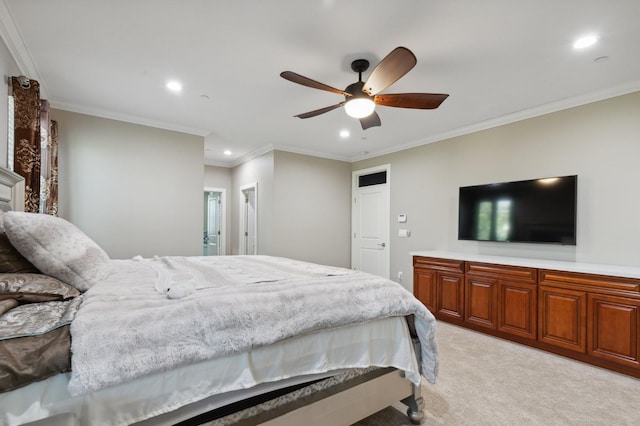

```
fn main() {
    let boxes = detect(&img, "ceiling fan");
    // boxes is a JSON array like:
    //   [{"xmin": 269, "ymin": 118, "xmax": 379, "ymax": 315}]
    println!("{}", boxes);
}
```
[{"xmin": 280, "ymin": 47, "xmax": 449, "ymax": 130}]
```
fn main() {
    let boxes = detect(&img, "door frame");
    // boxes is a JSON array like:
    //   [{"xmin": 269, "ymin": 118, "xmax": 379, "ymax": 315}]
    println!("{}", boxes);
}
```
[
  {"xmin": 204, "ymin": 187, "xmax": 226, "ymax": 255},
  {"xmin": 239, "ymin": 182, "xmax": 258, "ymax": 255},
  {"xmin": 351, "ymin": 164, "xmax": 391, "ymax": 278}
]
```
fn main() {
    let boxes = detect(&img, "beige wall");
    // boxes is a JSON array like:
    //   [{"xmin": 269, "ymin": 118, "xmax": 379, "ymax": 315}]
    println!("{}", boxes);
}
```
[
  {"xmin": 272, "ymin": 151, "xmax": 351, "ymax": 267},
  {"xmin": 52, "ymin": 109, "xmax": 204, "ymax": 259},
  {"xmin": 231, "ymin": 151, "xmax": 274, "ymax": 255},
  {"xmin": 354, "ymin": 91, "xmax": 640, "ymax": 291},
  {"xmin": 204, "ymin": 165, "xmax": 232, "ymax": 190},
  {"xmin": 0, "ymin": 41, "xmax": 21, "ymax": 168},
  {"xmin": 229, "ymin": 150, "xmax": 351, "ymax": 267}
]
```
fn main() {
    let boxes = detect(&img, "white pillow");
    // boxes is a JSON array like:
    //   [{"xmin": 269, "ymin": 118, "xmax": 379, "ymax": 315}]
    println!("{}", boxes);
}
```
[{"xmin": 3, "ymin": 212, "xmax": 110, "ymax": 292}]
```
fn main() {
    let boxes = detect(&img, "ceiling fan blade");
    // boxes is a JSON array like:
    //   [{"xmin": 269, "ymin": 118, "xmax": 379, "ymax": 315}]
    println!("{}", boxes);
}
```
[
  {"xmin": 362, "ymin": 47, "xmax": 417, "ymax": 96},
  {"xmin": 374, "ymin": 93, "xmax": 449, "ymax": 109},
  {"xmin": 281, "ymin": 71, "xmax": 350, "ymax": 96},
  {"xmin": 294, "ymin": 103, "xmax": 344, "ymax": 119},
  {"xmin": 359, "ymin": 111, "xmax": 381, "ymax": 130}
]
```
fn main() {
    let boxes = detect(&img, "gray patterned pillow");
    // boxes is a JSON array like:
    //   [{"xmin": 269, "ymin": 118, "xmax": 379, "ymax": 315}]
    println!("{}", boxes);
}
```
[
  {"xmin": 0, "ymin": 273, "xmax": 80, "ymax": 303},
  {"xmin": 2, "ymin": 212, "xmax": 111, "ymax": 292}
]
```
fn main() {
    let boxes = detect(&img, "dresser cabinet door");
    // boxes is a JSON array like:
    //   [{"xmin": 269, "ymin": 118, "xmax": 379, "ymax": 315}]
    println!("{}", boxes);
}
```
[
  {"xmin": 588, "ymin": 293, "xmax": 640, "ymax": 368},
  {"xmin": 414, "ymin": 268, "xmax": 436, "ymax": 313},
  {"xmin": 437, "ymin": 272, "xmax": 465, "ymax": 321},
  {"xmin": 498, "ymin": 280, "xmax": 537, "ymax": 339},
  {"xmin": 465, "ymin": 276, "xmax": 497, "ymax": 330},
  {"xmin": 538, "ymin": 285, "xmax": 587, "ymax": 353}
]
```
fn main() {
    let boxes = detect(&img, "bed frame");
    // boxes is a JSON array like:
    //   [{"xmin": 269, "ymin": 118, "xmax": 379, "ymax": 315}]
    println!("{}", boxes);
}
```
[
  {"xmin": 0, "ymin": 166, "xmax": 24, "ymax": 212},
  {"xmin": 259, "ymin": 369, "xmax": 421, "ymax": 426},
  {"xmin": 0, "ymin": 165, "xmax": 426, "ymax": 425}
]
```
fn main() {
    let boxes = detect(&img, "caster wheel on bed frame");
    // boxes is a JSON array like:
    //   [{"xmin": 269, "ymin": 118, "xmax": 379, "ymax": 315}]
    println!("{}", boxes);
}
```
[
  {"xmin": 406, "ymin": 407, "xmax": 425, "ymax": 424},
  {"xmin": 401, "ymin": 379, "xmax": 425, "ymax": 424}
]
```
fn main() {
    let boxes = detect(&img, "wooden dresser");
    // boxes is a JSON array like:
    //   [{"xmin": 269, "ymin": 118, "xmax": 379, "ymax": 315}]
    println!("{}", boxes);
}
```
[{"xmin": 412, "ymin": 251, "xmax": 640, "ymax": 379}]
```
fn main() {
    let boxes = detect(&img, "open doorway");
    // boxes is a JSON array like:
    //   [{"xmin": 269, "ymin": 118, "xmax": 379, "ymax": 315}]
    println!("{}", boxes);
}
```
[
  {"xmin": 203, "ymin": 187, "xmax": 226, "ymax": 256},
  {"xmin": 240, "ymin": 183, "xmax": 257, "ymax": 255}
]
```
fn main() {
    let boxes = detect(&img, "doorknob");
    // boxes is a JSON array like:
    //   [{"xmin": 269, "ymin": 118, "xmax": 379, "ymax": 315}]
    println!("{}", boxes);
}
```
[{"xmin": 378, "ymin": 242, "xmax": 386, "ymax": 248}]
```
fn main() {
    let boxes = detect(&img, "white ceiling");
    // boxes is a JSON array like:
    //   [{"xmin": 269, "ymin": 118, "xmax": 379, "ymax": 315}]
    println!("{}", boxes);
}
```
[{"xmin": 2, "ymin": 0, "xmax": 639, "ymax": 167}]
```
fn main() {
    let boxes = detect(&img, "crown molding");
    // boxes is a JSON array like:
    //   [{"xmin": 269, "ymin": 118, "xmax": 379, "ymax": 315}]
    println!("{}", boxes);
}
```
[
  {"xmin": 204, "ymin": 158, "xmax": 234, "ymax": 168},
  {"xmin": 0, "ymin": 0, "xmax": 48, "ymax": 98},
  {"xmin": 227, "ymin": 144, "xmax": 275, "ymax": 168},
  {"xmin": 270, "ymin": 143, "xmax": 352, "ymax": 163},
  {"xmin": 51, "ymin": 101, "xmax": 210, "ymax": 137},
  {"xmin": 212, "ymin": 142, "xmax": 353, "ymax": 169}
]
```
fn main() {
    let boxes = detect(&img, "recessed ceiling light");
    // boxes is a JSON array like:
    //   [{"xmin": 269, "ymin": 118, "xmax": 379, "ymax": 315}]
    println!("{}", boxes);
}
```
[
  {"xmin": 339, "ymin": 130, "xmax": 350, "ymax": 138},
  {"xmin": 573, "ymin": 34, "xmax": 598, "ymax": 49},
  {"xmin": 166, "ymin": 80, "xmax": 182, "ymax": 92},
  {"xmin": 224, "ymin": 150, "xmax": 232, "ymax": 156}
]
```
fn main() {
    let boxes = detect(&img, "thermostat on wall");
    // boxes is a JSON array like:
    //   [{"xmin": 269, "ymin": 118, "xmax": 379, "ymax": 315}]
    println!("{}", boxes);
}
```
[{"xmin": 398, "ymin": 214, "xmax": 407, "ymax": 223}]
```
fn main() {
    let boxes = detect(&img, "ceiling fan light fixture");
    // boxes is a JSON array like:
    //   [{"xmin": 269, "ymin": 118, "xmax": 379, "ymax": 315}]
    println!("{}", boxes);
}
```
[
  {"xmin": 280, "ymin": 47, "xmax": 448, "ymax": 126},
  {"xmin": 344, "ymin": 98, "xmax": 375, "ymax": 118}
]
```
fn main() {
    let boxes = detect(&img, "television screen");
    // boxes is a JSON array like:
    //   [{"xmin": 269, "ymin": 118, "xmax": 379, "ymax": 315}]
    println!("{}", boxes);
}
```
[{"xmin": 458, "ymin": 175, "xmax": 577, "ymax": 245}]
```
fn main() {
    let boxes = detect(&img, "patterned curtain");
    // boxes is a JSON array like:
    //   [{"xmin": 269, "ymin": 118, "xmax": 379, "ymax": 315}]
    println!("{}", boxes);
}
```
[
  {"xmin": 10, "ymin": 76, "xmax": 59, "ymax": 215},
  {"xmin": 44, "ymin": 120, "xmax": 59, "ymax": 216},
  {"xmin": 39, "ymin": 100, "xmax": 59, "ymax": 216}
]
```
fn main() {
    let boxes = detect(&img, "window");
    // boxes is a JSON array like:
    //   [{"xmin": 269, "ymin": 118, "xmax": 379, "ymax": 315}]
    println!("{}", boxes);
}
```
[
  {"xmin": 475, "ymin": 199, "xmax": 512, "ymax": 241},
  {"xmin": 358, "ymin": 171, "xmax": 386, "ymax": 187}
]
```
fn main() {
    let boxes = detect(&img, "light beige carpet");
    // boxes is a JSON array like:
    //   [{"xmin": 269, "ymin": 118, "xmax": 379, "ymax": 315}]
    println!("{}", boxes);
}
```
[{"xmin": 355, "ymin": 321, "xmax": 640, "ymax": 426}]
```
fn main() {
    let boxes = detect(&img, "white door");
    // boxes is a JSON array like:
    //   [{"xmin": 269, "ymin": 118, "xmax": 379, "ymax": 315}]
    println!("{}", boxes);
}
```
[
  {"xmin": 351, "ymin": 165, "xmax": 390, "ymax": 278},
  {"xmin": 240, "ymin": 183, "xmax": 257, "ymax": 255},
  {"xmin": 204, "ymin": 192, "xmax": 220, "ymax": 255},
  {"xmin": 203, "ymin": 188, "xmax": 226, "ymax": 256}
]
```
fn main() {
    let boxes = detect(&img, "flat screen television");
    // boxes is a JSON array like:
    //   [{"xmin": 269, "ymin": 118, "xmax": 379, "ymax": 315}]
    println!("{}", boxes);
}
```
[{"xmin": 458, "ymin": 175, "xmax": 577, "ymax": 245}]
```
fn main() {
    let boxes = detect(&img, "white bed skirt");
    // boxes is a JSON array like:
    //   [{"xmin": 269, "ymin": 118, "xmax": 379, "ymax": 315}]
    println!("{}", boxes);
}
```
[{"xmin": 0, "ymin": 316, "xmax": 420, "ymax": 426}]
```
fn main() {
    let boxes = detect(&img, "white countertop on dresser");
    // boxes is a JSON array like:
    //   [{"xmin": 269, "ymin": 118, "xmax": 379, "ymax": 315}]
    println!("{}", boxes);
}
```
[{"xmin": 410, "ymin": 250, "xmax": 640, "ymax": 280}]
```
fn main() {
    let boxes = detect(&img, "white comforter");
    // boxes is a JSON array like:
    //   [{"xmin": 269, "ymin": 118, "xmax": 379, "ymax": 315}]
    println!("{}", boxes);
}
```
[{"xmin": 68, "ymin": 256, "xmax": 438, "ymax": 396}]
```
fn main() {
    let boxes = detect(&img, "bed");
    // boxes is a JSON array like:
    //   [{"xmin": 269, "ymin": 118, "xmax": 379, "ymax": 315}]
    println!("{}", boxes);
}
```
[{"xmin": 0, "ymin": 168, "xmax": 437, "ymax": 426}]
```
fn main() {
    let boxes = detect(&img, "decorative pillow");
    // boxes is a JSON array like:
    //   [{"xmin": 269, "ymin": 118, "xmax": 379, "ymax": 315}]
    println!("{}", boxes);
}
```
[
  {"xmin": 0, "ymin": 213, "xmax": 39, "ymax": 273},
  {"xmin": 0, "ymin": 273, "xmax": 80, "ymax": 303},
  {"xmin": 2, "ymin": 212, "xmax": 111, "ymax": 292}
]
